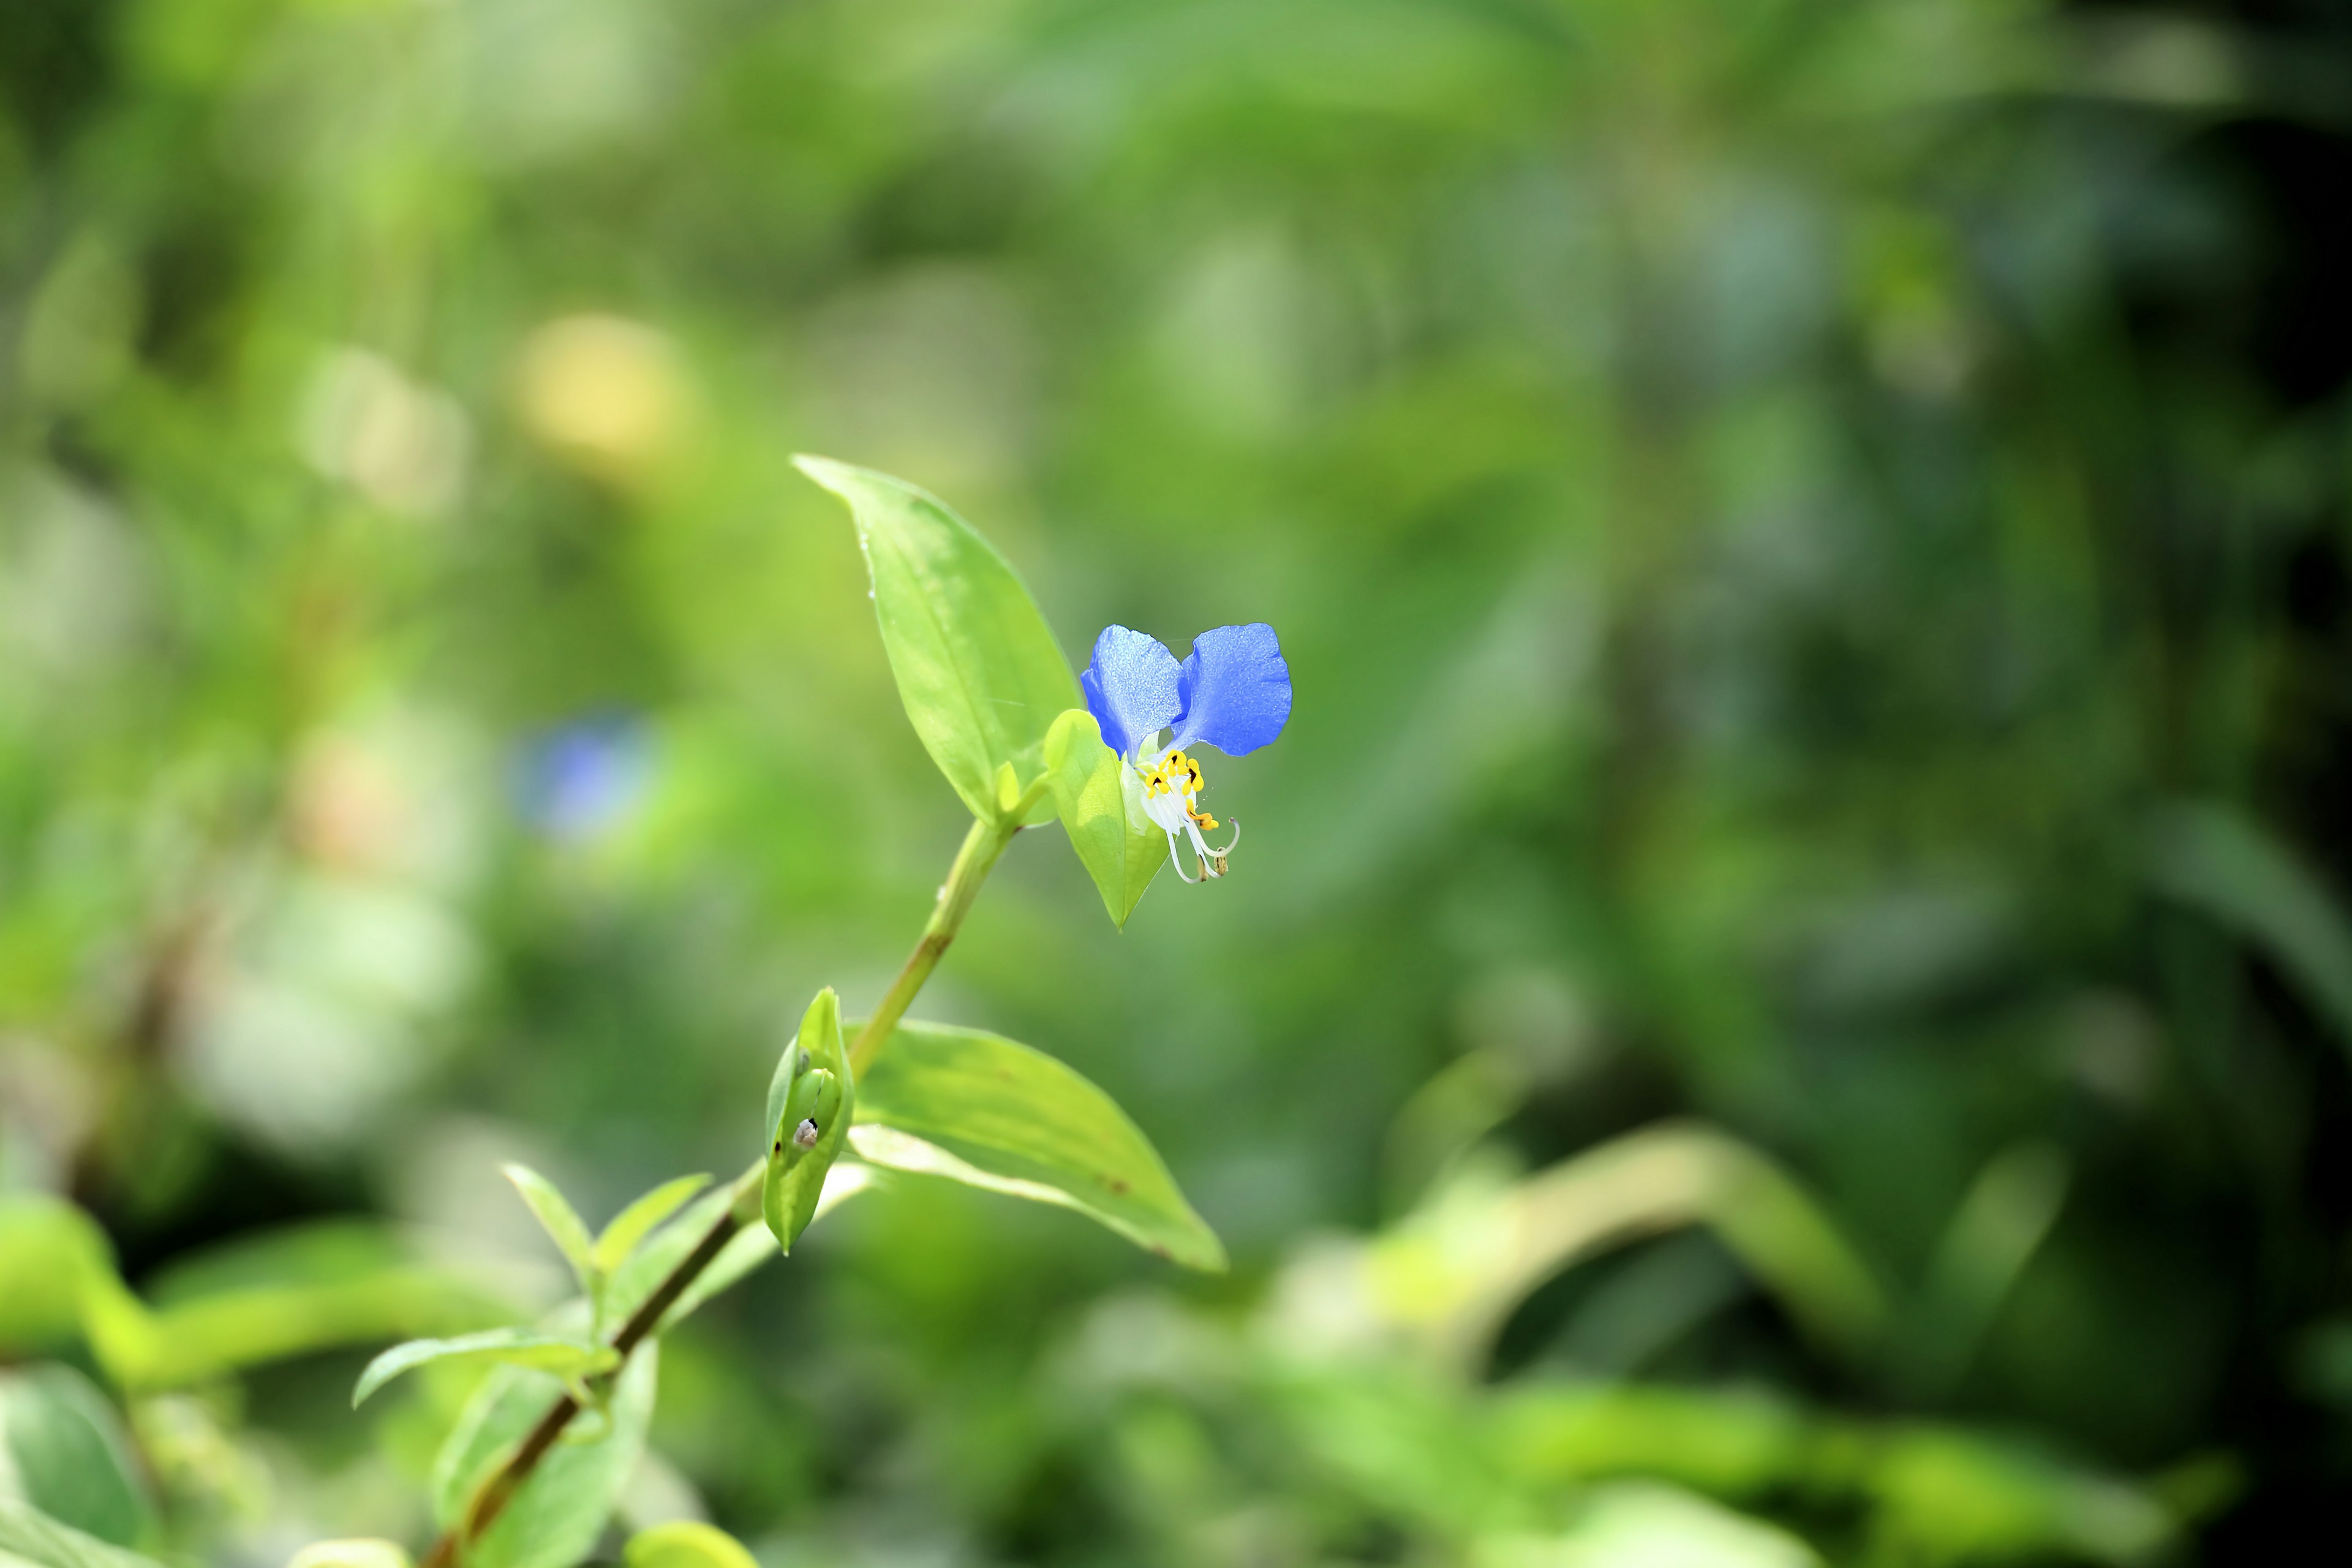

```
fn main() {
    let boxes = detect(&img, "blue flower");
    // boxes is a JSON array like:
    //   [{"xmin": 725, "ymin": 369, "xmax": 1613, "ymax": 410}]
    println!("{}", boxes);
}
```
[
  {"xmin": 1081, "ymin": 623, "xmax": 1292, "ymax": 882},
  {"xmin": 520, "ymin": 712, "xmax": 650, "ymax": 841}
]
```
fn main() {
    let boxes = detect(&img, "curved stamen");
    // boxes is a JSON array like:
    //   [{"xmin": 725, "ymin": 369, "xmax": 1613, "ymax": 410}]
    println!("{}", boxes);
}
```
[
  {"xmin": 1166, "ymin": 834, "xmax": 1197, "ymax": 883},
  {"xmin": 1205, "ymin": 817, "xmax": 1240, "ymax": 856}
]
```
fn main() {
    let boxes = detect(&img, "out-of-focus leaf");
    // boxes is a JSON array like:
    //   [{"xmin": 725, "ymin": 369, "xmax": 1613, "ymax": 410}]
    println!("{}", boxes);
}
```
[
  {"xmin": 124, "ymin": 1223, "xmax": 513, "ymax": 1390},
  {"xmin": 1365, "ymin": 1123, "xmax": 1885, "ymax": 1367},
  {"xmin": 0, "ymin": 1199, "xmax": 112, "ymax": 1352},
  {"xmin": 764, "ymin": 988, "xmax": 854, "ymax": 1254},
  {"xmin": 1, "ymin": 1202, "xmax": 508, "ymax": 1393},
  {"xmin": 1489, "ymin": 1380, "xmax": 2182, "ymax": 1562},
  {"xmin": 430, "ymin": 1341, "xmax": 657, "ymax": 1568},
  {"xmin": 352, "ymin": 1329, "xmax": 616, "ymax": 1408},
  {"xmin": 1045, "ymin": 708, "xmax": 1166, "ymax": 927},
  {"xmin": 590, "ymin": 1175, "xmax": 710, "ymax": 1276},
  {"xmin": 1869, "ymin": 1427, "xmax": 2173, "ymax": 1564},
  {"xmin": 0, "ymin": 1202, "xmax": 161, "ymax": 1390},
  {"xmin": 853, "ymin": 1020, "xmax": 1225, "ymax": 1270},
  {"xmin": 0, "ymin": 1366, "xmax": 149, "ymax": 1547},
  {"xmin": 1495, "ymin": 1384, "xmax": 1814, "ymax": 1499},
  {"xmin": 285, "ymin": 1542, "xmax": 412, "ymax": 1568},
  {"xmin": 2149, "ymin": 802, "xmax": 2352, "ymax": 1061},
  {"xmin": 1482, "ymin": 1483, "xmax": 1819, "ymax": 1568},
  {"xmin": 0, "ymin": 1499, "xmax": 164, "ymax": 1568},
  {"xmin": 795, "ymin": 456, "xmax": 1077, "ymax": 824},
  {"xmin": 622, "ymin": 1521, "xmax": 758, "ymax": 1568},
  {"xmin": 1901, "ymin": 1142, "xmax": 2070, "ymax": 1396},
  {"xmin": 500, "ymin": 1165, "xmax": 595, "ymax": 1289}
]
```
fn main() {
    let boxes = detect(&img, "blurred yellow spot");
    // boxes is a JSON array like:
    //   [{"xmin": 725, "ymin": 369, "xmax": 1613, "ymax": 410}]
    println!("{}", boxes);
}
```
[
  {"xmin": 515, "ymin": 314, "xmax": 690, "ymax": 485},
  {"xmin": 286, "ymin": 1541, "xmax": 410, "ymax": 1568}
]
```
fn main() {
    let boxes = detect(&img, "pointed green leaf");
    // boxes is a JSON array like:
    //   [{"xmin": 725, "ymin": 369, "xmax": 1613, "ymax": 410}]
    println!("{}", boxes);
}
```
[
  {"xmin": 796, "ymin": 456, "xmax": 1077, "ymax": 824},
  {"xmin": 430, "ymin": 1340, "xmax": 657, "ymax": 1568},
  {"xmin": 1046, "ymin": 708, "xmax": 1167, "ymax": 927},
  {"xmin": 500, "ymin": 1166, "xmax": 595, "ymax": 1290},
  {"xmin": 0, "ymin": 1366, "xmax": 149, "ymax": 1547},
  {"xmin": 590, "ymin": 1175, "xmax": 711, "ymax": 1276},
  {"xmin": 764, "ymin": 989, "xmax": 854, "ymax": 1253},
  {"xmin": 351, "ymin": 1328, "xmax": 616, "ymax": 1408},
  {"xmin": 853, "ymin": 1020, "xmax": 1224, "ymax": 1270}
]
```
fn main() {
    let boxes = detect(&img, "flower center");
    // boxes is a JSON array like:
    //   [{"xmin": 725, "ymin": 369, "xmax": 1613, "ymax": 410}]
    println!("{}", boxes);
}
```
[
  {"xmin": 1139, "ymin": 749, "xmax": 1219, "ymax": 831},
  {"xmin": 1134, "ymin": 745, "xmax": 1239, "ymax": 883}
]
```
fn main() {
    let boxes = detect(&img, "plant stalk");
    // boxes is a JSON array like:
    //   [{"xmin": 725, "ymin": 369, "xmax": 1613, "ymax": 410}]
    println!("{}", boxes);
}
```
[
  {"xmin": 420, "ymin": 808, "xmax": 1023, "ymax": 1566},
  {"xmin": 850, "ymin": 812, "xmax": 1018, "ymax": 1074}
]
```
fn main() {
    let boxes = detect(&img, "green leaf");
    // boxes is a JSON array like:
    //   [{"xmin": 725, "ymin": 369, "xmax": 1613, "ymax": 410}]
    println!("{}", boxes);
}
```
[
  {"xmin": 500, "ymin": 1166, "xmax": 595, "ymax": 1290},
  {"xmin": 0, "ymin": 1500, "xmax": 164, "ymax": 1568},
  {"xmin": 590, "ymin": 1175, "xmax": 712, "ymax": 1276},
  {"xmin": 0, "ymin": 1198, "xmax": 113, "ymax": 1354},
  {"xmin": 125, "ymin": 1222, "xmax": 513, "ymax": 1390},
  {"xmin": 430, "ymin": 1341, "xmax": 657, "ymax": 1568},
  {"xmin": 852, "ymin": 1020, "xmax": 1225, "ymax": 1270},
  {"xmin": 624, "ymin": 1522, "xmax": 759, "ymax": 1568},
  {"xmin": 795, "ymin": 456, "xmax": 1078, "ymax": 824},
  {"xmin": 764, "ymin": 988, "xmax": 854, "ymax": 1254},
  {"xmin": 351, "ymin": 1329, "xmax": 617, "ymax": 1408},
  {"xmin": 1046, "ymin": 709, "xmax": 1167, "ymax": 927},
  {"xmin": 0, "ymin": 1366, "xmax": 149, "ymax": 1547},
  {"xmin": 2149, "ymin": 801, "xmax": 2352, "ymax": 1064}
]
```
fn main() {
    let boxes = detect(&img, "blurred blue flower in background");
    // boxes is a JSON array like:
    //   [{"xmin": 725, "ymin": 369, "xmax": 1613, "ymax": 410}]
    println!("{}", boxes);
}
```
[
  {"xmin": 518, "ymin": 712, "xmax": 651, "ymax": 842},
  {"xmin": 1082, "ymin": 623, "xmax": 1291, "ymax": 881}
]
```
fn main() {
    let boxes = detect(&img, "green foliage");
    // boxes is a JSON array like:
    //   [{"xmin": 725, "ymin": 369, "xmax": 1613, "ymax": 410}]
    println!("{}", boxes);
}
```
[
  {"xmin": 1366, "ymin": 1124, "xmax": 1886, "ymax": 1366},
  {"xmin": 2150, "ymin": 803, "xmax": 2352, "ymax": 1063},
  {"xmin": 589, "ymin": 1175, "xmax": 712, "ymax": 1278},
  {"xmin": 499, "ymin": 1166, "xmax": 597, "ymax": 1291},
  {"xmin": 854, "ymin": 1020, "xmax": 1224, "ymax": 1270},
  {"xmin": 4, "ymin": 0, "xmax": 2350, "ymax": 1555},
  {"xmin": 1046, "ymin": 709, "xmax": 1168, "ymax": 927},
  {"xmin": 764, "ymin": 988, "xmax": 856, "ymax": 1254},
  {"xmin": 796, "ymin": 458, "xmax": 1077, "ymax": 826},
  {"xmin": 351, "ymin": 1329, "xmax": 616, "ymax": 1409},
  {"xmin": 430, "ymin": 1344, "xmax": 658, "ymax": 1568},
  {"xmin": 0, "ymin": 1367, "xmax": 149, "ymax": 1548},
  {"xmin": 622, "ymin": 1522, "xmax": 758, "ymax": 1568},
  {"xmin": 0, "ymin": 1501, "xmax": 164, "ymax": 1568},
  {"xmin": 0, "ymin": 1200, "xmax": 511, "ymax": 1393}
]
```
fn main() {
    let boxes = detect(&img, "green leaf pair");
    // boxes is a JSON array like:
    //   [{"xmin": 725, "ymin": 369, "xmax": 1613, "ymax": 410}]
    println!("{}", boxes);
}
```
[
  {"xmin": 348, "ymin": 1167, "xmax": 717, "ymax": 1412},
  {"xmin": 796, "ymin": 458, "xmax": 1164, "ymax": 925},
  {"xmin": 500, "ymin": 1165, "xmax": 711, "ymax": 1335},
  {"xmin": 763, "ymin": 989, "xmax": 856, "ymax": 1253}
]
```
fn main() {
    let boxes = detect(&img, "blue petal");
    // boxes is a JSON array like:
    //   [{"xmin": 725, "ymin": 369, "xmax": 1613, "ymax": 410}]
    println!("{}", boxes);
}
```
[
  {"xmin": 1170, "ymin": 624, "xmax": 1292, "ymax": 756},
  {"xmin": 1080, "ymin": 625, "xmax": 1182, "ymax": 758}
]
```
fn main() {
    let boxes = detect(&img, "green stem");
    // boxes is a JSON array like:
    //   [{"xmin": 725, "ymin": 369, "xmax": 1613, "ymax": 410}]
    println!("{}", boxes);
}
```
[
  {"xmin": 850, "ymin": 812, "xmax": 1018, "ymax": 1076},
  {"xmin": 421, "ymin": 807, "xmax": 1025, "ymax": 1566}
]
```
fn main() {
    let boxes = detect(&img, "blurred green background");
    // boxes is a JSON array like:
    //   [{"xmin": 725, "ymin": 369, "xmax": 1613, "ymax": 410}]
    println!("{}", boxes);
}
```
[{"xmin": 5, "ymin": 0, "xmax": 2352, "ymax": 1561}]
